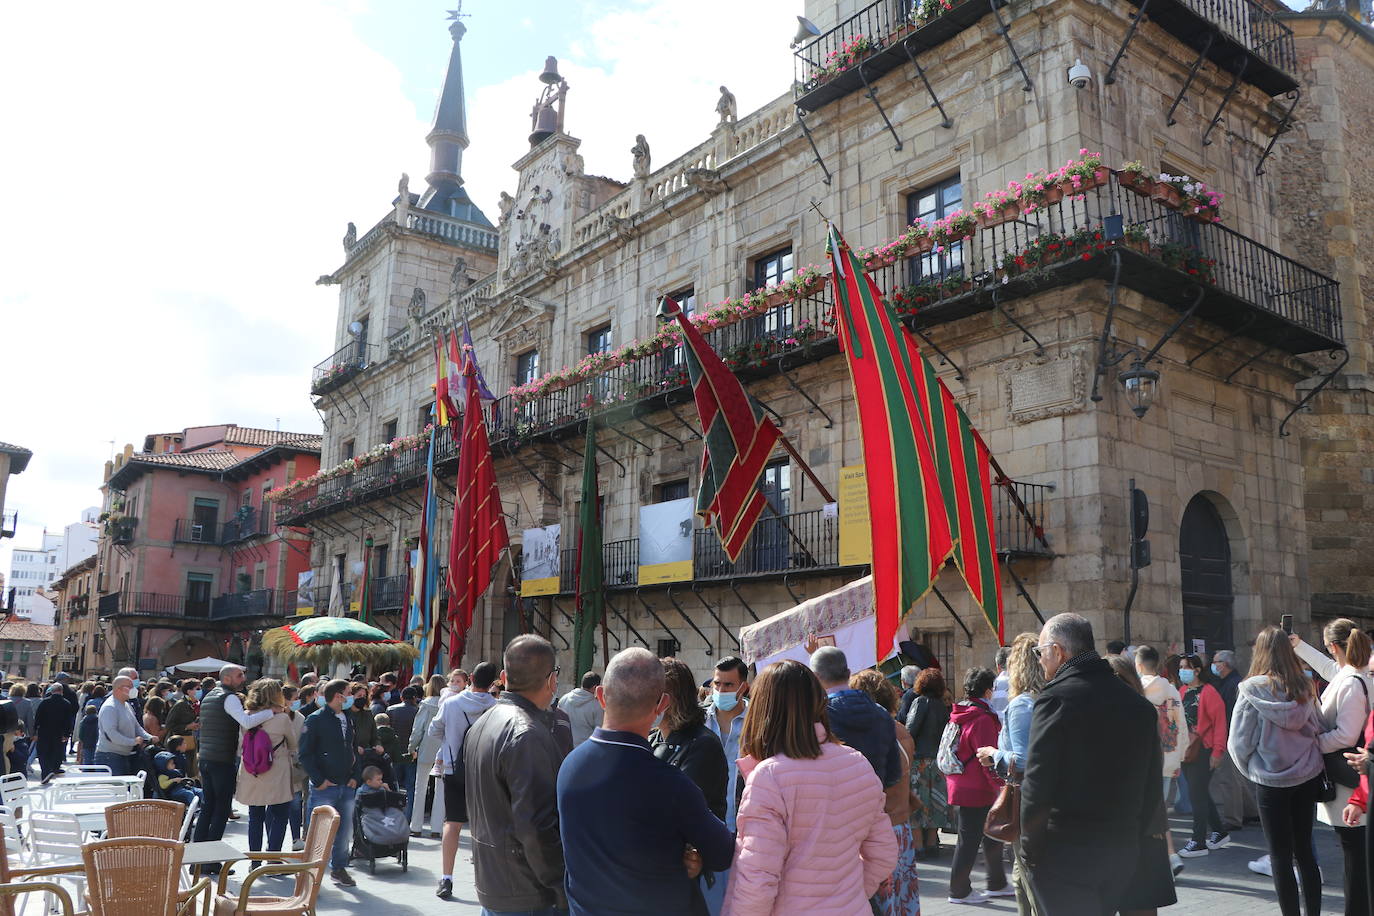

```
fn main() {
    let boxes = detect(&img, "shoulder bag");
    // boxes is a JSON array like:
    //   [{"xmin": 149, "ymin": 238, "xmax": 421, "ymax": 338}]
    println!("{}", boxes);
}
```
[
  {"xmin": 1323, "ymin": 674, "xmax": 1369, "ymax": 790},
  {"xmin": 984, "ymin": 762, "xmax": 1020, "ymax": 843}
]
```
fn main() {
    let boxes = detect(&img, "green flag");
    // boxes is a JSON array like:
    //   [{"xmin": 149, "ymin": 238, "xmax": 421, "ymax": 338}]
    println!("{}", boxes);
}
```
[{"xmin": 574, "ymin": 418, "xmax": 604, "ymax": 677}]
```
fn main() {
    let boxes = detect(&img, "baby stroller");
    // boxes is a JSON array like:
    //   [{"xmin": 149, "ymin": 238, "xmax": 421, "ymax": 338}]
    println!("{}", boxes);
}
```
[{"xmin": 351, "ymin": 787, "xmax": 409, "ymax": 874}]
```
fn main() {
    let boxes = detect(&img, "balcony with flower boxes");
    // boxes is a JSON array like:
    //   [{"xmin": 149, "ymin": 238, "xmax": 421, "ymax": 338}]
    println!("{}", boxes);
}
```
[
  {"xmin": 793, "ymin": 0, "xmax": 1005, "ymax": 113},
  {"xmin": 311, "ymin": 342, "xmax": 377, "ymax": 398}
]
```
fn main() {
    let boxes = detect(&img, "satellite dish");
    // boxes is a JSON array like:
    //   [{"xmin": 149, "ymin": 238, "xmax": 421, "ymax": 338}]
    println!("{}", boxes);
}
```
[{"xmin": 348, "ymin": 321, "xmax": 364, "ymax": 336}]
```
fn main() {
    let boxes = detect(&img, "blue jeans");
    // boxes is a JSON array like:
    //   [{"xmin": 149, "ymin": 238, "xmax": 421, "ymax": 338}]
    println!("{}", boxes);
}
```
[
  {"xmin": 93, "ymin": 751, "xmax": 132, "ymax": 776},
  {"xmin": 391, "ymin": 761, "xmax": 415, "ymax": 818},
  {"xmin": 288, "ymin": 791, "xmax": 303, "ymax": 843},
  {"xmin": 194, "ymin": 761, "xmax": 238, "ymax": 846},
  {"xmin": 248, "ymin": 802, "xmax": 291, "ymax": 852},
  {"xmin": 308, "ymin": 783, "xmax": 356, "ymax": 871}
]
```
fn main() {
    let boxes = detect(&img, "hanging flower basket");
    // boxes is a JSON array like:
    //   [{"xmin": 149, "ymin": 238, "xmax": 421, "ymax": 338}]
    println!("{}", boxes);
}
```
[
  {"xmin": 1151, "ymin": 184, "xmax": 1183, "ymax": 208},
  {"xmin": 1042, "ymin": 185, "xmax": 1065, "ymax": 205},
  {"xmin": 1185, "ymin": 203, "xmax": 1219, "ymax": 224},
  {"xmin": 1119, "ymin": 170, "xmax": 1153, "ymax": 196}
]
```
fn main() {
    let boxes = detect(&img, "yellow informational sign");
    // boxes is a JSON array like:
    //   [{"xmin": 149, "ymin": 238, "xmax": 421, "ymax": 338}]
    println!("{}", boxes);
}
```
[
  {"xmin": 638, "ymin": 497, "xmax": 695, "ymax": 585},
  {"xmin": 520, "ymin": 524, "xmax": 562, "ymax": 596},
  {"xmin": 839, "ymin": 464, "xmax": 872, "ymax": 565},
  {"xmin": 521, "ymin": 577, "xmax": 560, "ymax": 596},
  {"xmin": 295, "ymin": 572, "xmax": 316, "ymax": 616}
]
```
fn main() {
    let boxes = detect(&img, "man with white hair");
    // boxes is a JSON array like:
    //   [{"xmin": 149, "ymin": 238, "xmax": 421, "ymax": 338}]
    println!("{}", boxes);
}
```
[
  {"xmin": 897, "ymin": 664, "xmax": 923, "ymax": 725},
  {"xmin": 558, "ymin": 648, "xmax": 733, "ymax": 914},
  {"xmin": 191, "ymin": 663, "xmax": 276, "ymax": 862},
  {"xmin": 811, "ymin": 645, "xmax": 901, "ymax": 787},
  {"xmin": 94, "ymin": 676, "xmax": 152, "ymax": 776}
]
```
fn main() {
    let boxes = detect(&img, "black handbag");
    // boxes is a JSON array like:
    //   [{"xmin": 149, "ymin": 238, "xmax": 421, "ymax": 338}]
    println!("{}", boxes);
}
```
[{"xmin": 1323, "ymin": 675, "xmax": 1368, "ymax": 790}]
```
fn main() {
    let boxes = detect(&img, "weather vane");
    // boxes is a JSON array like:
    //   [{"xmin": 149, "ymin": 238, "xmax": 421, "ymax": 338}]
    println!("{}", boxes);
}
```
[{"xmin": 446, "ymin": 3, "xmax": 469, "ymax": 21}]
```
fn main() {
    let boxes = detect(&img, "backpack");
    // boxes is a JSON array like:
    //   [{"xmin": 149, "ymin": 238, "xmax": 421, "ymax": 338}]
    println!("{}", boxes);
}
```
[
  {"xmin": 936, "ymin": 719, "xmax": 966, "ymax": 775},
  {"xmin": 242, "ymin": 726, "xmax": 279, "ymax": 776},
  {"xmin": 1156, "ymin": 698, "xmax": 1180, "ymax": 753}
]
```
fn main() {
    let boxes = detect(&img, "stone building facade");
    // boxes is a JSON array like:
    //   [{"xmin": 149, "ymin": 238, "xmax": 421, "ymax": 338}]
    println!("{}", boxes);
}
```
[{"xmin": 278, "ymin": 1, "xmax": 1370, "ymax": 676}]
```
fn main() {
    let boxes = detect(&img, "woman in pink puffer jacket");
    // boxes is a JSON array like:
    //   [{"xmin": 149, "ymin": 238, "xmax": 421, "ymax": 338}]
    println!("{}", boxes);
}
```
[{"xmin": 723, "ymin": 660, "xmax": 898, "ymax": 916}]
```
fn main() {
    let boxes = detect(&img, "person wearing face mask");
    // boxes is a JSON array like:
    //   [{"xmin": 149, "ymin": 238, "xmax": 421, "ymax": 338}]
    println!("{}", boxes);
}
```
[
  {"xmin": 164, "ymin": 678, "xmax": 203, "ymax": 775},
  {"xmin": 559, "ymin": 672, "xmax": 605, "ymax": 747},
  {"xmin": 1175, "ymin": 654, "xmax": 1230, "ymax": 859},
  {"xmin": 698, "ymin": 656, "xmax": 749, "ymax": 916},
  {"xmin": 298, "ymin": 678, "xmax": 363, "ymax": 887}
]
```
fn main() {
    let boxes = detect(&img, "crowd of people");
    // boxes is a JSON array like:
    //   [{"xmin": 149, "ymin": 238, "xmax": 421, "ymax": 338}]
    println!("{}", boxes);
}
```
[{"xmin": 7, "ymin": 609, "xmax": 1374, "ymax": 914}]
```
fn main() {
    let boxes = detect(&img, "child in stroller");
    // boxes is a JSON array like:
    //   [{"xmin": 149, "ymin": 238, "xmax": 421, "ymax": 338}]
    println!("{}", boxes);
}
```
[
  {"xmin": 352, "ymin": 765, "xmax": 409, "ymax": 873},
  {"xmin": 154, "ymin": 735, "xmax": 203, "ymax": 826}
]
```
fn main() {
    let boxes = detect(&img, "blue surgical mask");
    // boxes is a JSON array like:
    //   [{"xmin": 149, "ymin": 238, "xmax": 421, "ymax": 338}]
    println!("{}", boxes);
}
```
[
  {"xmin": 341, "ymin": 696, "xmax": 355, "ymax": 711},
  {"xmin": 315, "ymin": 696, "xmax": 326, "ymax": 708},
  {"xmin": 1210, "ymin": 664, "xmax": 1222, "ymax": 678},
  {"xmin": 190, "ymin": 690, "xmax": 201, "ymax": 701},
  {"xmin": 290, "ymin": 700, "xmax": 301, "ymax": 711},
  {"xmin": 1178, "ymin": 669, "xmax": 1196, "ymax": 685},
  {"xmin": 712, "ymin": 689, "xmax": 739, "ymax": 712},
  {"xmin": 1304, "ymin": 670, "xmax": 1315, "ymax": 680}
]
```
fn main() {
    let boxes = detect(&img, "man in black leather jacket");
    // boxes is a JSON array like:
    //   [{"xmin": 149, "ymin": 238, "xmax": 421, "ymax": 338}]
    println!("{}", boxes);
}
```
[{"xmin": 464, "ymin": 635, "xmax": 570, "ymax": 914}]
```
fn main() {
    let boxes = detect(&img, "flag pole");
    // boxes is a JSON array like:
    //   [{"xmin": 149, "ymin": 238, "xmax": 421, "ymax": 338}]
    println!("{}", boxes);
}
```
[{"xmin": 774, "ymin": 435, "xmax": 835, "ymax": 504}]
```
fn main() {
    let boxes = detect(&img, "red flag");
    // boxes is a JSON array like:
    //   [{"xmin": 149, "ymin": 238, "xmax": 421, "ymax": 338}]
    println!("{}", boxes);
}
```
[
  {"xmin": 658, "ymin": 296, "xmax": 782, "ymax": 562},
  {"xmin": 446, "ymin": 356, "xmax": 510, "ymax": 667}
]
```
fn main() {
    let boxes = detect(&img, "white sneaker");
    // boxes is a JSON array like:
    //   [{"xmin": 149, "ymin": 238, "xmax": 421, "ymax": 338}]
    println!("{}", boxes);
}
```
[
  {"xmin": 986, "ymin": 886, "xmax": 1016, "ymax": 898},
  {"xmin": 1177, "ymin": 840, "xmax": 1209, "ymax": 858},
  {"xmin": 292, "ymin": 839, "xmax": 304, "ymax": 852},
  {"xmin": 1171, "ymin": 854, "xmax": 1185, "ymax": 876},
  {"xmin": 1248, "ymin": 854, "xmax": 1271, "ymax": 876},
  {"xmin": 948, "ymin": 890, "xmax": 989, "ymax": 905}
]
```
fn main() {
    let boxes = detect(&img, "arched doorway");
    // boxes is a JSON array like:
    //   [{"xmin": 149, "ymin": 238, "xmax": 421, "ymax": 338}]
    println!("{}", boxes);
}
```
[{"xmin": 1180, "ymin": 494, "xmax": 1235, "ymax": 654}]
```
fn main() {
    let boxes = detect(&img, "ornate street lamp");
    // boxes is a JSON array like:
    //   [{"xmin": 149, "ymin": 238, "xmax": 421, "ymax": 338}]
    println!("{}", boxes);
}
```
[{"xmin": 1119, "ymin": 360, "xmax": 1161, "ymax": 419}]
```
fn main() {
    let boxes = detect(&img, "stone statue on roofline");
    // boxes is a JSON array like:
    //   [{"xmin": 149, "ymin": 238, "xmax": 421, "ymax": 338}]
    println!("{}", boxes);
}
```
[
  {"xmin": 343, "ymin": 221, "xmax": 357, "ymax": 252},
  {"xmin": 631, "ymin": 134, "xmax": 651, "ymax": 179},
  {"xmin": 716, "ymin": 86, "xmax": 738, "ymax": 125}
]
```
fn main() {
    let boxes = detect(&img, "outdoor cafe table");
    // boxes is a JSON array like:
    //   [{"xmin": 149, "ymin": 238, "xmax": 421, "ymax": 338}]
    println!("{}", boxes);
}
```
[
  {"xmin": 44, "ymin": 801, "xmax": 110, "ymax": 832},
  {"xmin": 183, "ymin": 841, "xmax": 249, "ymax": 916},
  {"xmin": 45, "ymin": 775, "xmax": 143, "ymax": 795}
]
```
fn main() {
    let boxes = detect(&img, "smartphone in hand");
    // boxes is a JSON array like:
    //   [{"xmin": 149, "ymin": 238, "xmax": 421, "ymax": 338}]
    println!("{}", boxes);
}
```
[{"xmin": 1281, "ymin": 614, "xmax": 1294, "ymax": 635}]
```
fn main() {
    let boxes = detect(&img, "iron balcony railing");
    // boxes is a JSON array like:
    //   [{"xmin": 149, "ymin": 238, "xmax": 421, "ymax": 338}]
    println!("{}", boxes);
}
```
[
  {"xmin": 1124, "ymin": 0, "xmax": 1297, "ymax": 94},
  {"xmin": 68, "ymin": 595, "xmax": 90, "ymax": 617},
  {"xmin": 173, "ymin": 518, "xmax": 221, "ymax": 545},
  {"xmin": 0, "ymin": 511, "xmax": 15, "ymax": 539},
  {"xmin": 311, "ymin": 342, "xmax": 377, "ymax": 397},
  {"xmin": 995, "ymin": 481, "xmax": 1055, "ymax": 558},
  {"xmin": 370, "ymin": 575, "xmax": 409, "ymax": 613},
  {"xmin": 222, "ymin": 509, "xmax": 271, "ymax": 543},
  {"xmin": 211, "ymin": 589, "xmax": 279, "ymax": 619},
  {"xmin": 98, "ymin": 591, "xmax": 210, "ymax": 619}
]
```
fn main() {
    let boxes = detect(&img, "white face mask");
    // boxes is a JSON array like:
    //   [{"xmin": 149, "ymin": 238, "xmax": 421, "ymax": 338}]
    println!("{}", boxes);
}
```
[{"xmin": 129, "ymin": 687, "xmax": 140, "ymax": 700}]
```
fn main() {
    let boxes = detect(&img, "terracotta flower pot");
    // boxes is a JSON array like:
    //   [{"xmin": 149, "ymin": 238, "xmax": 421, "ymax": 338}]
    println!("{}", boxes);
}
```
[
  {"xmin": 1043, "ymin": 186, "xmax": 1065, "ymax": 205},
  {"xmin": 1120, "ymin": 171, "xmax": 1152, "ymax": 196},
  {"xmin": 914, "ymin": 236, "xmax": 935, "ymax": 254},
  {"xmin": 1151, "ymin": 184, "xmax": 1183, "ymax": 208},
  {"xmin": 1000, "ymin": 202, "xmax": 1022, "ymax": 221}
]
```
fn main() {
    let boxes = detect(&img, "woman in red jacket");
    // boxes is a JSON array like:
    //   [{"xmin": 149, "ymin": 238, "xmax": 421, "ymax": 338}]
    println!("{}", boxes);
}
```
[
  {"xmin": 1177, "ymin": 654, "xmax": 1230, "ymax": 859},
  {"xmin": 944, "ymin": 667, "xmax": 1011, "ymax": 905}
]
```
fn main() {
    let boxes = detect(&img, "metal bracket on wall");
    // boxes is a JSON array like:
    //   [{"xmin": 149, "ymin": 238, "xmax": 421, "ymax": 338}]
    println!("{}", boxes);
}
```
[
  {"xmin": 900, "ymin": 40, "xmax": 953, "ymax": 130},
  {"xmin": 1279, "ymin": 348, "xmax": 1349, "ymax": 438},
  {"xmin": 1091, "ymin": 250, "xmax": 1127, "ymax": 402},
  {"xmin": 777, "ymin": 351, "xmax": 834, "ymax": 428},
  {"xmin": 1104, "ymin": 0, "xmax": 1154, "ymax": 85},
  {"xmin": 631, "ymin": 409, "xmax": 684, "ymax": 449},
  {"xmin": 634, "ymin": 589, "xmax": 680, "ymax": 646},
  {"xmin": 783, "ymin": 574, "xmax": 803, "ymax": 605},
  {"xmin": 794, "ymin": 108, "xmax": 833, "ymax": 186},
  {"xmin": 506, "ymin": 446, "xmax": 562, "ymax": 505},
  {"xmin": 1165, "ymin": 32, "xmax": 1216, "ymax": 126},
  {"xmin": 665, "ymin": 586, "xmax": 717, "ymax": 655},
  {"xmin": 857, "ymin": 63, "xmax": 903, "ymax": 151},
  {"xmin": 909, "ymin": 326, "xmax": 965, "ymax": 381},
  {"xmin": 526, "ymin": 601, "xmax": 569, "ymax": 649},
  {"xmin": 1002, "ymin": 554, "xmax": 1047, "ymax": 625},
  {"xmin": 1256, "ymin": 89, "xmax": 1301, "ymax": 176},
  {"xmin": 1186, "ymin": 314, "xmax": 1256, "ymax": 366},
  {"xmin": 992, "ymin": 287, "xmax": 1046, "ymax": 358},
  {"xmin": 550, "ymin": 598, "xmax": 578, "ymax": 631},
  {"xmin": 1223, "ymin": 344, "xmax": 1271, "ymax": 383},
  {"xmin": 604, "ymin": 594, "xmax": 649, "ymax": 648},
  {"xmin": 662, "ymin": 395, "xmax": 702, "ymax": 440},
  {"xmin": 600, "ymin": 418, "xmax": 654, "ymax": 456},
  {"xmin": 930, "ymin": 585, "xmax": 974, "ymax": 647},
  {"xmin": 689, "ymin": 585, "xmax": 741, "ymax": 651},
  {"xmin": 989, "ymin": 0, "xmax": 1033, "ymax": 92},
  {"xmin": 729, "ymin": 579, "xmax": 761, "ymax": 623},
  {"xmin": 1202, "ymin": 56, "xmax": 1248, "ymax": 146}
]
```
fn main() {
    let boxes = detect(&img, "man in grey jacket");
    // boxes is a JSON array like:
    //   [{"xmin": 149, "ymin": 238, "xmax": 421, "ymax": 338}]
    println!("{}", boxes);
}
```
[
  {"xmin": 431, "ymin": 661, "xmax": 499, "ymax": 899},
  {"xmin": 557, "ymin": 672, "xmax": 603, "ymax": 747},
  {"xmin": 94, "ymin": 676, "xmax": 152, "ymax": 775}
]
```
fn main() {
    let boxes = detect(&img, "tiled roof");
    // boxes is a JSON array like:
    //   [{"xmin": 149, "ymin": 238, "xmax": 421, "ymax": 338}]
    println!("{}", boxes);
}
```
[
  {"xmin": 0, "ymin": 442, "xmax": 32, "ymax": 474},
  {"xmin": 130, "ymin": 451, "xmax": 241, "ymax": 471},
  {"xmin": 222, "ymin": 426, "xmax": 318, "ymax": 447},
  {"xmin": 0, "ymin": 620, "xmax": 54, "ymax": 643}
]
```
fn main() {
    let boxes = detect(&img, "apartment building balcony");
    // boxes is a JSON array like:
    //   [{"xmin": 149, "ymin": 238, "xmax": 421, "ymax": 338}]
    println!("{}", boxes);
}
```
[
  {"xmin": 0, "ymin": 511, "xmax": 15, "ymax": 539},
  {"xmin": 173, "ymin": 518, "xmax": 222, "ymax": 546},
  {"xmin": 221, "ymin": 509, "xmax": 271, "ymax": 543},
  {"xmin": 793, "ymin": 0, "xmax": 1296, "ymax": 119},
  {"xmin": 98, "ymin": 591, "xmax": 209, "ymax": 620},
  {"xmin": 369, "ymin": 575, "xmax": 409, "ymax": 614},
  {"xmin": 311, "ymin": 342, "xmax": 377, "ymax": 397},
  {"xmin": 68, "ymin": 595, "xmax": 90, "ymax": 617},
  {"xmin": 106, "ymin": 516, "xmax": 137, "ymax": 546},
  {"xmin": 210, "ymin": 588, "xmax": 281, "ymax": 620}
]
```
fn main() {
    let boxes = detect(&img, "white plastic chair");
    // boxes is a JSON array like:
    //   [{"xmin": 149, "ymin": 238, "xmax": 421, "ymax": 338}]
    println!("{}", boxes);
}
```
[
  {"xmin": 0, "ymin": 806, "xmax": 26, "ymax": 865},
  {"xmin": 23, "ymin": 811, "xmax": 86, "ymax": 910},
  {"xmin": 129, "ymin": 771, "xmax": 146, "ymax": 800},
  {"xmin": 47, "ymin": 784, "xmax": 124, "ymax": 807},
  {"xmin": 177, "ymin": 795, "xmax": 199, "ymax": 842},
  {"xmin": 0, "ymin": 774, "xmax": 42, "ymax": 818},
  {"xmin": 61, "ymin": 766, "xmax": 111, "ymax": 776}
]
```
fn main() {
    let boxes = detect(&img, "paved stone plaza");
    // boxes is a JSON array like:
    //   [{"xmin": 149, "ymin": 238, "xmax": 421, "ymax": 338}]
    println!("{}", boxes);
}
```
[{"xmin": 207, "ymin": 803, "xmax": 1340, "ymax": 915}]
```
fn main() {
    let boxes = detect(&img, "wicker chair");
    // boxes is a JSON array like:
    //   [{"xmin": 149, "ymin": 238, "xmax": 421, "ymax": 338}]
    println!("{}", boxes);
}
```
[
  {"xmin": 0, "ymin": 823, "xmax": 81, "ymax": 916},
  {"xmin": 80, "ymin": 837, "xmax": 210, "ymax": 916},
  {"xmin": 210, "ymin": 806, "xmax": 339, "ymax": 916},
  {"xmin": 105, "ymin": 800, "xmax": 185, "ymax": 840}
]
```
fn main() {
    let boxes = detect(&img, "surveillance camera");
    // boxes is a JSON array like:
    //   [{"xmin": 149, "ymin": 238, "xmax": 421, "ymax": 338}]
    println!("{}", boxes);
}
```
[{"xmin": 1068, "ymin": 58, "xmax": 1092, "ymax": 89}]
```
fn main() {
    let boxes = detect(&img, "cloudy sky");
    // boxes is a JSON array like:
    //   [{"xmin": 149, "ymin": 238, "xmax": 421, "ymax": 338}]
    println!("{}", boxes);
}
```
[{"xmin": 0, "ymin": 0, "xmax": 799, "ymax": 574}]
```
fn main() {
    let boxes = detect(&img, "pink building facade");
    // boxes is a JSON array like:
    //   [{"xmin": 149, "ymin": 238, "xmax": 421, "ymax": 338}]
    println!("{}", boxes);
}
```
[{"xmin": 96, "ymin": 425, "xmax": 320, "ymax": 675}]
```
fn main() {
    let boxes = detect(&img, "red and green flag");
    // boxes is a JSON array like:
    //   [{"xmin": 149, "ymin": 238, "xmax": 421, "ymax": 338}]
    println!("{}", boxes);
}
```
[
  {"xmin": 658, "ymin": 295, "xmax": 782, "ymax": 562},
  {"xmin": 446, "ymin": 355, "xmax": 510, "ymax": 668},
  {"xmin": 573, "ymin": 418, "xmax": 604, "ymax": 678},
  {"xmin": 827, "ymin": 225, "xmax": 955, "ymax": 658}
]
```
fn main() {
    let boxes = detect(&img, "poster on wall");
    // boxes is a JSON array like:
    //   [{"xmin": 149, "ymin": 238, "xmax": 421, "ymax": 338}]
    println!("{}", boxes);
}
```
[
  {"xmin": 520, "ymin": 524, "xmax": 561, "ymax": 596},
  {"xmin": 839, "ymin": 465, "xmax": 872, "ymax": 565},
  {"xmin": 295, "ymin": 570, "xmax": 315, "ymax": 617},
  {"xmin": 638, "ymin": 497, "xmax": 695, "ymax": 584},
  {"xmin": 349, "ymin": 560, "xmax": 365, "ymax": 613}
]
